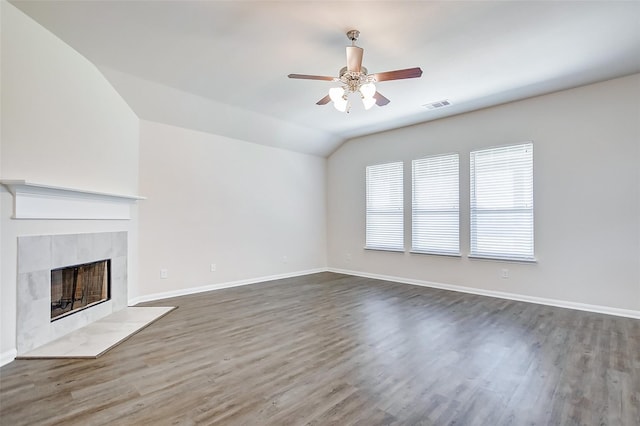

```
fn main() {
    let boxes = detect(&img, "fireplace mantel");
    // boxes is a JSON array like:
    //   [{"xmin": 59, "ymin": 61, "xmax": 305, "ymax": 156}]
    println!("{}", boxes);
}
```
[{"xmin": 0, "ymin": 180, "xmax": 144, "ymax": 220}]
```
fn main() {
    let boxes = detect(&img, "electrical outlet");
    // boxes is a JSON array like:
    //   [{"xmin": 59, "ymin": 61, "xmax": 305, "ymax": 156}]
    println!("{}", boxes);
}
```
[
  {"xmin": 501, "ymin": 269, "xmax": 509, "ymax": 279},
  {"xmin": 282, "ymin": 255, "xmax": 288, "ymax": 263},
  {"xmin": 160, "ymin": 269, "xmax": 168, "ymax": 279},
  {"xmin": 210, "ymin": 263, "xmax": 217, "ymax": 272},
  {"xmin": 345, "ymin": 253, "xmax": 352, "ymax": 262}
]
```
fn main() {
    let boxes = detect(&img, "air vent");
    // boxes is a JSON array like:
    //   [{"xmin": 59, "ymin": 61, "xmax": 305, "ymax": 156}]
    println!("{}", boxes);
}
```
[{"xmin": 422, "ymin": 100, "xmax": 451, "ymax": 110}]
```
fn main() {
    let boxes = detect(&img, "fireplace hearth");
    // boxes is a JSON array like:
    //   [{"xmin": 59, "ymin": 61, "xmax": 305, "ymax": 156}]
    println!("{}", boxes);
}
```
[{"xmin": 51, "ymin": 259, "xmax": 111, "ymax": 321}]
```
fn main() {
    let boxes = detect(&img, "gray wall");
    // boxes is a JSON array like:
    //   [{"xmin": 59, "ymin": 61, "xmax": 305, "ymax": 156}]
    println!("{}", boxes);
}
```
[{"xmin": 327, "ymin": 74, "xmax": 640, "ymax": 312}]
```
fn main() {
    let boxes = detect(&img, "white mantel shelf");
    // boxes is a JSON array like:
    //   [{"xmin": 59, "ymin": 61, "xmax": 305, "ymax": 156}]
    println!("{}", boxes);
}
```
[{"xmin": 0, "ymin": 180, "xmax": 145, "ymax": 220}]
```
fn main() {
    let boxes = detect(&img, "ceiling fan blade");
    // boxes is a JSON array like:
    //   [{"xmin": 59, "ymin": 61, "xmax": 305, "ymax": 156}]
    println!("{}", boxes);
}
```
[
  {"xmin": 316, "ymin": 94, "xmax": 331, "ymax": 105},
  {"xmin": 372, "ymin": 67, "xmax": 423, "ymax": 82},
  {"xmin": 288, "ymin": 74, "xmax": 336, "ymax": 81},
  {"xmin": 346, "ymin": 46, "xmax": 364, "ymax": 73},
  {"xmin": 373, "ymin": 91, "xmax": 390, "ymax": 106}
]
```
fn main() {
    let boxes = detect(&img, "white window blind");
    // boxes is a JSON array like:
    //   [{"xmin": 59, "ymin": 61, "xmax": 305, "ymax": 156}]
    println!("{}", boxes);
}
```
[
  {"xmin": 470, "ymin": 142, "xmax": 534, "ymax": 261},
  {"xmin": 366, "ymin": 162, "xmax": 404, "ymax": 251},
  {"xmin": 412, "ymin": 153, "xmax": 460, "ymax": 255}
]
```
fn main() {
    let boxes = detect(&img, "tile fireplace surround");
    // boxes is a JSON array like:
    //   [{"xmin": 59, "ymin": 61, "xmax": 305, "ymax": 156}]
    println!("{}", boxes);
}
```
[{"xmin": 16, "ymin": 232, "xmax": 128, "ymax": 354}]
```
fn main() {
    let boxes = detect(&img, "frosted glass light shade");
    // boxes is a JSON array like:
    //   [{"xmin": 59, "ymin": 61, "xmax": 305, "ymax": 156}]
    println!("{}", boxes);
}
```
[
  {"xmin": 329, "ymin": 87, "xmax": 345, "ymax": 102},
  {"xmin": 359, "ymin": 83, "xmax": 376, "ymax": 99},
  {"xmin": 362, "ymin": 96, "xmax": 376, "ymax": 110},
  {"xmin": 334, "ymin": 97, "xmax": 348, "ymax": 112}
]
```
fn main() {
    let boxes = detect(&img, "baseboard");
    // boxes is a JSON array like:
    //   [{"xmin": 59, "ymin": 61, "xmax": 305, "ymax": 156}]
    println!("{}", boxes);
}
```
[
  {"xmin": 328, "ymin": 267, "xmax": 640, "ymax": 319},
  {"xmin": 1, "ymin": 348, "xmax": 17, "ymax": 367},
  {"xmin": 128, "ymin": 268, "xmax": 328, "ymax": 305}
]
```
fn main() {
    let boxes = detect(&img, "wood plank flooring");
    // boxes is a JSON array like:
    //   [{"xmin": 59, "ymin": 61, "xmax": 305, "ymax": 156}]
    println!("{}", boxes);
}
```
[{"xmin": 1, "ymin": 272, "xmax": 639, "ymax": 425}]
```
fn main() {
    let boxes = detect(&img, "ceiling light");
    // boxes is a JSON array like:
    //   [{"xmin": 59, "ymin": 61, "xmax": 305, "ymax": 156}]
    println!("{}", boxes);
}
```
[
  {"xmin": 362, "ymin": 96, "xmax": 376, "ymax": 110},
  {"xmin": 329, "ymin": 87, "xmax": 345, "ymax": 103},
  {"xmin": 333, "ymin": 95, "xmax": 349, "ymax": 112},
  {"xmin": 329, "ymin": 81, "xmax": 376, "ymax": 113},
  {"xmin": 359, "ymin": 83, "xmax": 376, "ymax": 99},
  {"xmin": 288, "ymin": 30, "xmax": 423, "ymax": 113}
]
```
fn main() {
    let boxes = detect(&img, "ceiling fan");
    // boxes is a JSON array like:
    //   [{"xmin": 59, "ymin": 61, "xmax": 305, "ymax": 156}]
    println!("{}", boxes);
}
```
[{"xmin": 288, "ymin": 30, "xmax": 423, "ymax": 113}]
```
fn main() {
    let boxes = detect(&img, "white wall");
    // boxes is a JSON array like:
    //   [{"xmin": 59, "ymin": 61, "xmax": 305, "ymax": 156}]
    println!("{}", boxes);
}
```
[
  {"xmin": 328, "ymin": 74, "xmax": 640, "ymax": 313},
  {"xmin": 100, "ymin": 67, "xmax": 341, "ymax": 158},
  {"xmin": 135, "ymin": 120, "xmax": 326, "ymax": 299},
  {"xmin": 0, "ymin": 2, "xmax": 140, "ymax": 362}
]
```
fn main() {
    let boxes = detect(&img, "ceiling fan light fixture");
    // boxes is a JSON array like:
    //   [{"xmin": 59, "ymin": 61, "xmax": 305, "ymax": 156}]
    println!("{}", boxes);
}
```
[
  {"xmin": 329, "ymin": 87, "xmax": 345, "ymax": 103},
  {"xmin": 288, "ymin": 30, "xmax": 423, "ymax": 113},
  {"xmin": 329, "ymin": 86, "xmax": 350, "ymax": 112},
  {"xmin": 362, "ymin": 96, "xmax": 376, "ymax": 110},
  {"xmin": 333, "ymin": 96, "xmax": 349, "ymax": 112},
  {"xmin": 359, "ymin": 83, "xmax": 376, "ymax": 99}
]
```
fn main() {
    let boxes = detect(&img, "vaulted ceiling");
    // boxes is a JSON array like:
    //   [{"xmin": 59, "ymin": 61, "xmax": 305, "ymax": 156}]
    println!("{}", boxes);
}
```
[{"xmin": 10, "ymin": 0, "xmax": 640, "ymax": 157}]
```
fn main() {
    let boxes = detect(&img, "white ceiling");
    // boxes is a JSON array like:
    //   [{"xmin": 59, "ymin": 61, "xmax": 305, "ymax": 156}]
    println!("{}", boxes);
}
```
[{"xmin": 10, "ymin": 0, "xmax": 640, "ymax": 157}]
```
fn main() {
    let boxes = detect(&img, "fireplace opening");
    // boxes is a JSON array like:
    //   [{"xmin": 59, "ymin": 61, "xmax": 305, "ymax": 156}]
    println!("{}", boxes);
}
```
[{"xmin": 51, "ymin": 259, "xmax": 111, "ymax": 321}]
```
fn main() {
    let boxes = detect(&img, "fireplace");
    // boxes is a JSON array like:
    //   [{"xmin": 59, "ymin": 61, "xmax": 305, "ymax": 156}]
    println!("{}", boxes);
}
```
[
  {"xmin": 51, "ymin": 259, "xmax": 111, "ymax": 321},
  {"xmin": 16, "ymin": 232, "xmax": 128, "ymax": 354}
]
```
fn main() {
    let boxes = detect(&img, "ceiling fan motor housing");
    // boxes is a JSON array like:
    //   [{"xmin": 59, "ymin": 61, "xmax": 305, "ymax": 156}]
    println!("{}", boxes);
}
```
[{"xmin": 339, "ymin": 66, "xmax": 374, "ymax": 92}]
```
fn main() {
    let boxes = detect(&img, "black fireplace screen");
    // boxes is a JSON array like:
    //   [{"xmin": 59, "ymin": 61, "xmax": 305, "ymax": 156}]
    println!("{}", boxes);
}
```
[{"xmin": 50, "ymin": 259, "xmax": 111, "ymax": 321}]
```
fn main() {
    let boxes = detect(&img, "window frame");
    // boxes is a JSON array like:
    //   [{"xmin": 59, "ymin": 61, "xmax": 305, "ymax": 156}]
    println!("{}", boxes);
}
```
[
  {"xmin": 365, "ymin": 161, "xmax": 405, "ymax": 252},
  {"xmin": 469, "ymin": 142, "xmax": 535, "ymax": 262},
  {"xmin": 411, "ymin": 152, "xmax": 460, "ymax": 257}
]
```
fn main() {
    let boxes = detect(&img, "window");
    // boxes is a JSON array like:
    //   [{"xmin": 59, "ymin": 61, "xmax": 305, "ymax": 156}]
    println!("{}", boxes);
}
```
[
  {"xmin": 365, "ymin": 161, "xmax": 404, "ymax": 251},
  {"xmin": 470, "ymin": 142, "xmax": 534, "ymax": 261},
  {"xmin": 412, "ymin": 153, "xmax": 460, "ymax": 255}
]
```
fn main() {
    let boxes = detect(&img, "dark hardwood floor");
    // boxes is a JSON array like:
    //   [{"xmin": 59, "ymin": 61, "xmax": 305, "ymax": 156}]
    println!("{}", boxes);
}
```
[{"xmin": 1, "ymin": 272, "xmax": 639, "ymax": 425}]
